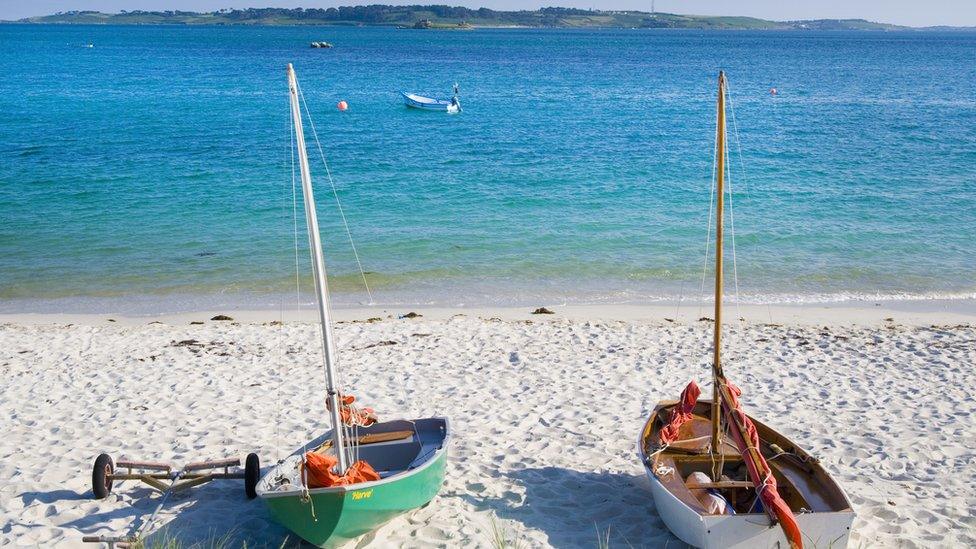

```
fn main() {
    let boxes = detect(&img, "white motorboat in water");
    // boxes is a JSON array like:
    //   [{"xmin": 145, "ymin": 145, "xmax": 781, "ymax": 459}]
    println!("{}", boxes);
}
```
[{"xmin": 401, "ymin": 84, "xmax": 461, "ymax": 113}]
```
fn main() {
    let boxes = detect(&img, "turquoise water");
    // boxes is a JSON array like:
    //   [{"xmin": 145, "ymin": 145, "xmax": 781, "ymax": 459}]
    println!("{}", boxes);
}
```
[{"xmin": 1, "ymin": 25, "xmax": 974, "ymax": 312}]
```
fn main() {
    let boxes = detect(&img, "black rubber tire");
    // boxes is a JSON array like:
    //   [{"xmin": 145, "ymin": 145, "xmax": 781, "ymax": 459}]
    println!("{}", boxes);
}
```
[
  {"xmin": 92, "ymin": 453, "xmax": 114, "ymax": 499},
  {"xmin": 244, "ymin": 453, "xmax": 260, "ymax": 499}
]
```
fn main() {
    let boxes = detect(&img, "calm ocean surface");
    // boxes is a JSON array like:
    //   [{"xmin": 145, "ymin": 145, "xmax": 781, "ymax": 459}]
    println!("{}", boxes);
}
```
[{"xmin": 1, "ymin": 25, "xmax": 974, "ymax": 312}]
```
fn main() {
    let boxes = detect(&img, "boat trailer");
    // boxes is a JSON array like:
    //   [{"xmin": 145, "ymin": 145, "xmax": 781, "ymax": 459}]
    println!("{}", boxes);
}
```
[{"xmin": 82, "ymin": 453, "xmax": 260, "ymax": 547}]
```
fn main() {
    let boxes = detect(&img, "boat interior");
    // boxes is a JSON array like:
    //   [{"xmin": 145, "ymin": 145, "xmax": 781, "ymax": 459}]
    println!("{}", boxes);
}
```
[
  {"xmin": 642, "ymin": 401, "xmax": 852, "ymax": 516},
  {"xmin": 258, "ymin": 418, "xmax": 447, "ymax": 494}
]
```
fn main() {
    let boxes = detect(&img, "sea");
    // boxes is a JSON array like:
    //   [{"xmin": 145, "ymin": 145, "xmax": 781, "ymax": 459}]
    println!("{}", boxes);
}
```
[{"xmin": 1, "ymin": 24, "xmax": 974, "ymax": 313}]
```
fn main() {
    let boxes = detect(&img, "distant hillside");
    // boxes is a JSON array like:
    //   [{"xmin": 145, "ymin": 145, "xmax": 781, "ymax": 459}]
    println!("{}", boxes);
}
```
[{"xmin": 10, "ymin": 6, "xmax": 961, "ymax": 30}]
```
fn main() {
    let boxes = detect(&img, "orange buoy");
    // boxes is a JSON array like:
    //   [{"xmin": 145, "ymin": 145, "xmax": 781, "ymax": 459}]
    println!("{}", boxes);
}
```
[{"xmin": 337, "ymin": 100, "xmax": 348, "ymax": 111}]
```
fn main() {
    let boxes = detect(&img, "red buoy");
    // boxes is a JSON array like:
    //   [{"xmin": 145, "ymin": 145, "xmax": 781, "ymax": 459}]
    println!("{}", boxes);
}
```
[{"xmin": 337, "ymin": 100, "xmax": 348, "ymax": 111}]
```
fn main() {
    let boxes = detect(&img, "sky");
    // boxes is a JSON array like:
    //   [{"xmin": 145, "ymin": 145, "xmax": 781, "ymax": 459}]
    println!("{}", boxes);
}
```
[{"xmin": 3, "ymin": 0, "xmax": 975, "ymax": 27}]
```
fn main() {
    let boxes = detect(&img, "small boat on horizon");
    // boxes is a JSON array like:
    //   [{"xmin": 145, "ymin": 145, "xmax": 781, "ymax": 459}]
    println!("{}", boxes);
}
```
[
  {"xmin": 401, "ymin": 83, "xmax": 461, "ymax": 113},
  {"xmin": 636, "ymin": 72, "xmax": 855, "ymax": 549}
]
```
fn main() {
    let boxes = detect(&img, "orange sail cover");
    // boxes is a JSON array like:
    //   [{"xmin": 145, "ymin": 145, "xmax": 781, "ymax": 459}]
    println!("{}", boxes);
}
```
[
  {"xmin": 303, "ymin": 452, "xmax": 380, "ymax": 488},
  {"xmin": 719, "ymin": 380, "xmax": 803, "ymax": 549},
  {"xmin": 659, "ymin": 380, "xmax": 701, "ymax": 445}
]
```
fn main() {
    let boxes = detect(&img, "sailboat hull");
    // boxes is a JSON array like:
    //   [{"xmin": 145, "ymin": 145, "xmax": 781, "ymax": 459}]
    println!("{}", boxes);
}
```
[
  {"xmin": 646, "ymin": 471, "xmax": 854, "ymax": 548},
  {"xmin": 638, "ymin": 402, "xmax": 855, "ymax": 548},
  {"xmin": 258, "ymin": 418, "xmax": 449, "ymax": 548}
]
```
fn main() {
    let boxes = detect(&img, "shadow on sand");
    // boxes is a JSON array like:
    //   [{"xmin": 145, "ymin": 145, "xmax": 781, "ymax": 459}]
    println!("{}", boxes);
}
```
[
  {"xmin": 464, "ymin": 466, "xmax": 687, "ymax": 548},
  {"xmin": 23, "ymin": 481, "xmax": 302, "ymax": 548}
]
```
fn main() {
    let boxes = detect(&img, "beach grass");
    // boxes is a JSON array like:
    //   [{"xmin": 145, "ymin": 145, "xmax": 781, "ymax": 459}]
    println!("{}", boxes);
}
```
[
  {"xmin": 134, "ymin": 530, "xmax": 292, "ymax": 549},
  {"xmin": 487, "ymin": 515, "xmax": 529, "ymax": 549}
]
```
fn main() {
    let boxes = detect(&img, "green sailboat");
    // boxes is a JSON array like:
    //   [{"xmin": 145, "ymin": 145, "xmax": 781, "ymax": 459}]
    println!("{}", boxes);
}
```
[{"xmin": 256, "ymin": 64, "xmax": 450, "ymax": 548}]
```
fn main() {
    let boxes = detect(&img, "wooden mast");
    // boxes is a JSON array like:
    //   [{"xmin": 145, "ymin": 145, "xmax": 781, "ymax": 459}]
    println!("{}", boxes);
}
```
[
  {"xmin": 703, "ymin": 74, "xmax": 802, "ymax": 546},
  {"xmin": 287, "ymin": 63, "xmax": 349, "ymax": 474},
  {"xmin": 710, "ymin": 71, "xmax": 727, "ymax": 480}
]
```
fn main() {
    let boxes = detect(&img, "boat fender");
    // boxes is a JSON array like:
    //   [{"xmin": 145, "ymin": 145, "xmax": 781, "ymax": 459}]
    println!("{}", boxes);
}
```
[{"xmin": 685, "ymin": 472, "xmax": 732, "ymax": 515}]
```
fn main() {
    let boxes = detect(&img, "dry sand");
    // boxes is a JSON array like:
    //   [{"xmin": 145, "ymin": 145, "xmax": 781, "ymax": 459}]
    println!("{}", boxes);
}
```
[{"xmin": 1, "ymin": 305, "xmax": 974, "ymax": 547}]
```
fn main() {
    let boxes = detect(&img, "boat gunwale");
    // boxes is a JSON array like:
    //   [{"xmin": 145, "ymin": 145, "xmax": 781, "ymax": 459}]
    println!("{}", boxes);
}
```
[
  {"xmin": 637, "ymin": 402, "xmax": 854, "ymax": 515},
  {"xmin": 637, "ymin": 418, "xmax": 709, "ymax": 522},
  {"xmin": 257, "ymin": 416, "xmax": 451, "ymax": 499}
]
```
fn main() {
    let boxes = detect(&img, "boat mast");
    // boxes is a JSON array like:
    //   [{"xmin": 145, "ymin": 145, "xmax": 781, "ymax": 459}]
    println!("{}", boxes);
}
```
[
  {"xmin": 710, "ymin": 71, "xmax": 727, "ymax": 480},
  {"xmin": 287, "ymin": 63, "xmax": 349, "ymax": 474}
]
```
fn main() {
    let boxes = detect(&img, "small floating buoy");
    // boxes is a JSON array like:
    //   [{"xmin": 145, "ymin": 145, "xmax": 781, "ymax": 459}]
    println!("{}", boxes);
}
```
[
  {"xmin": 337, "ymin": 100, "xmax": 348, "ymax": 111},
  {"xmin": 770, "ymin": 87, "xmax": 778, "ymax": 96}
]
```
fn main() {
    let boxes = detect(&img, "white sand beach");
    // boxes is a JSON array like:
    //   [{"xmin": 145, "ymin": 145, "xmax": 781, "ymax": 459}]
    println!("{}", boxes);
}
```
[{"xmin": 1, "ymin": 305, "xmax": 974, "ymax": 547}]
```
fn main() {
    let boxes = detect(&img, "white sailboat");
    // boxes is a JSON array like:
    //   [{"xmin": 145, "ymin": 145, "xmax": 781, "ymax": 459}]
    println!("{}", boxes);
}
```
[{"xmin": 636, "ymin": 72, "xmax": 856, "ymax": 549}]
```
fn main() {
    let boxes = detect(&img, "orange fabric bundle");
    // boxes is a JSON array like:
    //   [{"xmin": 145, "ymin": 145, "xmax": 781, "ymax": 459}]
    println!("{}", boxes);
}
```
[
  {"xmin": 659, "ymin": 380, "xmax": 701, "ymax": 444},
  {"xmin": 326, "ymin": 393, "xmax": 378, "ymax": 427},
  {"xmin": 720, "ymin": 380, "xmax": 803, "ymax": 549},
  {"xmin": 303, "ymin": 452, "xmax": 381, "ymax": 488}
]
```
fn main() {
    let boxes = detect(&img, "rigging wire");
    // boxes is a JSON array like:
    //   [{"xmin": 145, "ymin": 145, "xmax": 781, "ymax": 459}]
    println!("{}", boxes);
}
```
[
  {"xmin": 698, "ymin": 126, "xmax": 719, "ymax": 321},
  {"xmin": 291, "ymin": 113, "xmax": 303, "ymax": 330},
  {"xmin": 724, "ymin": 78, "xmax": 774, "ymax": 323},
  {"xmin": 722, "ymin": 87, "xmax": 744, "ymax": 325},
  {"xmin": 296, "ymin": 80, "xmax": 375, "ymax": 305},
  {"xmin": 667, "ymin": 88, "xmax": 722, "ymax": 408},
  {"xmin": 291, "ymin": 75, "xmax": 369, "ymax": 468},
  {"xmin": 294, "ymin": 77, "xmax": 417, "ymax": 465},
  {"xmin": 273, "ymin": 91, "xmax": 301, "ymax": 463},
  {"xmin": 290, "ymin": 71, "xmax": 341, "ymax": 470},
  {"xmin": 290, "ymin": 88, "xmax": 315, "ymax": 469},
  {"xmin": 695, "ymin": 86, "xmax": 721, "ymax": 373}
]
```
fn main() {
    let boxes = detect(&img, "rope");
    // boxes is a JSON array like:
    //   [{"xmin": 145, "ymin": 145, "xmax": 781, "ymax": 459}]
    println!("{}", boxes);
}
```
[
  {"xmin": 746, "ymin": 469, "xmax": 775, "ymax": 515},
  {"xmin": 715, "ymin": 409, "xmax": 731, "ymax": 480},
  {"xmin": 646, "ymin": 434, "xmax": 714, "ymax": 463},
  {"xmin": 296, "ymin": 80, "xmax": 374, "ymax": 305},
  {"xmin": 299, "ymin": 459, "xmax": 318, "ymax": 522},
  {"xmin": 654, "ymin": 464, "xmax": 675, "ymax": 477}
]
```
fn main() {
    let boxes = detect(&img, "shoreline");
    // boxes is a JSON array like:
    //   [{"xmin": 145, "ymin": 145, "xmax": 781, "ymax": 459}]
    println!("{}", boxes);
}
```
[
  {"xmin": 6, "ymin": 18, "xmax": 974, "ymax": 32},
  {"xmin": 3, "ymin": 298, "xmax": 974, "ymax": 326}
]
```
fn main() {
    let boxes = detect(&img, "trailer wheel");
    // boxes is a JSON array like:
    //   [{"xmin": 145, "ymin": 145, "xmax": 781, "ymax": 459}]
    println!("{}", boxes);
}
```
[
  {"xmin": 92, "ymin": 454, "xmax": 114, "ymax": 499},
  {"xmin": 244, "ymin": 453, "xmax": 260, "ymax": 499}
]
